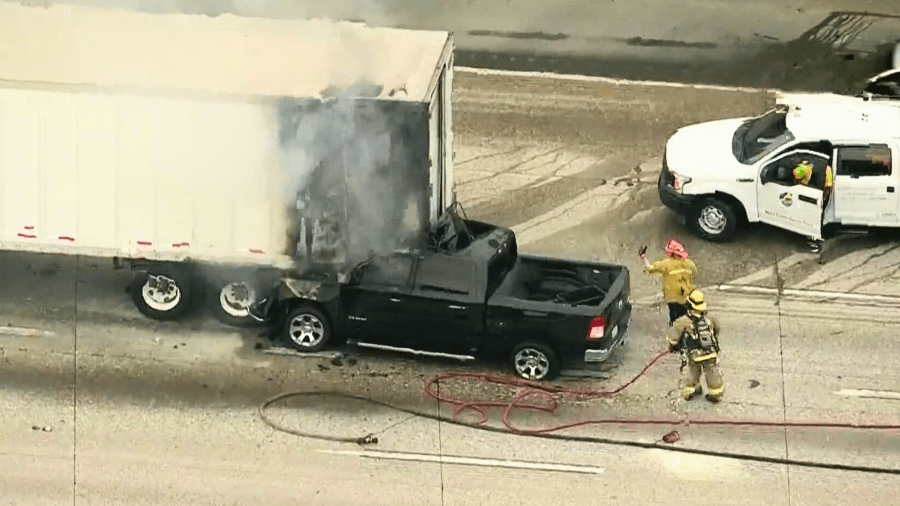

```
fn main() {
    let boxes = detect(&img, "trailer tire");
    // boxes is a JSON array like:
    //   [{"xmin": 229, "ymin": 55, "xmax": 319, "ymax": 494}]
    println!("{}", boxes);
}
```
[
  {"xmin": 691, "ymin": 198, "xmax": 738, "ymax": 242},
  {"xmin": 130, "ymin": 266, "xmax": 196, "ymax": 322},
  {"xmin": 209, "ymin": 280, "xmax": 263, "ymax": 328},
  {"xmin": 509, "ymin": 341, "xmax": 560, "ymax": 381},
  {"xmin": 282, "ymin": 304, "xmax": 332, "ymax": 353}
]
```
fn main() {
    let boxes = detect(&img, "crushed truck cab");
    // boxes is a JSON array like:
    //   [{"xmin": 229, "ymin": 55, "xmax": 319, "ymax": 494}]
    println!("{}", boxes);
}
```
[{"xmin": 659, "ymin": 93, "xmax": 900, "ymax": 243}]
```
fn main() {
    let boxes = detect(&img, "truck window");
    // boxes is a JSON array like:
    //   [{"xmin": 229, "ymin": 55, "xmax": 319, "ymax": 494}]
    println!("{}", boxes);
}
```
[
  {"xmin": 414, "ymin": 254, "xmax": 474, "ymax": 296},
  {"xmin": 836, "ymin": 145, "xmax": 892, "ymax": 177},
  {"xmin": 358, "ymin": 254, "xmax": 415, "ymax": 288},
  {"xmin": 733, "ymin": 108, "xmax": 795, "ymax": 164}
]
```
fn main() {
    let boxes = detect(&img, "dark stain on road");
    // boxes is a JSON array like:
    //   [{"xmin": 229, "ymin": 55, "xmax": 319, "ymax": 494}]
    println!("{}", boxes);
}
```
[
  {"xmin": 468, "ymin": 29, "xmax": 569, "ymax": 41},
  {"xmin": 624, "ymin": 37, "xmax": 717, "ymax": 49}
]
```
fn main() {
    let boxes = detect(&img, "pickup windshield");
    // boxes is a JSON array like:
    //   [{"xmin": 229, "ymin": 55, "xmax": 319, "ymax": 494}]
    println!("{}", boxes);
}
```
[{"xmin": 732, "ymin": 108, "xmax": 795, "ymax": 165}]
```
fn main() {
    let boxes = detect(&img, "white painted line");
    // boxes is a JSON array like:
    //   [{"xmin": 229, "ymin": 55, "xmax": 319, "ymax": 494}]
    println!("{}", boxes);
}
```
[
  {"xmin": 0, "ymin": 326, "xmax": 54, "ymax": 337},
  {"xmin": 716, "ymin": 284, "xmax": 900, "ymax": 304},
  {"xmin": 835, "ymin": 389, "xmax": 900, "ymax": 401},
  {"xmin": 455, "ymin": 66, "xmax": 777, "ymax": 94},
  {"xmin": 321, "ymin": 449, "xmax": 605, "ymax": 475}
]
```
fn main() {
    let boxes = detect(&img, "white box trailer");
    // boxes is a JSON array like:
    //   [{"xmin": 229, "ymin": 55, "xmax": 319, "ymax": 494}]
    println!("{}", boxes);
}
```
[{"xmin": 0, "ymin": 3, "xmax": 455, "ymax": 322}]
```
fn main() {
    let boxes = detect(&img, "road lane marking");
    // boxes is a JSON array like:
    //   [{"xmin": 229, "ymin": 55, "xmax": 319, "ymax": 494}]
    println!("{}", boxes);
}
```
[
  {"xmin": 0, "ymin": 326, "xmax": 54, "ymax": 337},
  {"xmin": 320, "ymin": 449, "xmax": 605, "ymax": 475},
  {"xmin": 726, "ymin": 253, "xmax": 812, "ymax": 286},
  {"xmin": 716, "ymin": 284, "xmax": 900, "ymax": 305},
  {"xmin": 456, "ymin": 66, "xmax": 777, "ymax": 94},
  {"xmin": 835, "ymin": 389, "xmax": 900, "ymax": 401}
]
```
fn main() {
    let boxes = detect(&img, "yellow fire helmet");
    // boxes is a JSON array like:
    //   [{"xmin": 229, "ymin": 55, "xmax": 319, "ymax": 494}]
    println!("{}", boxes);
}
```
[{"xmin": 687, "ymin": 289, "xmax": 707, "ymax": 312}]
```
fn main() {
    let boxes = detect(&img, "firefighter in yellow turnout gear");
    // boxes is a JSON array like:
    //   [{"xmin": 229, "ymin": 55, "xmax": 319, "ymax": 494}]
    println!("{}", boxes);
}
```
[{"xmin": 665, "ymin": 289, "xmax": 724, "ymax": 402}]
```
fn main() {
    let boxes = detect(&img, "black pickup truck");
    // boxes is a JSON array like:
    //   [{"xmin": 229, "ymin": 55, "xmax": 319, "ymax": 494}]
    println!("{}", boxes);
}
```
[{"xmin": 255, "ymin": 217, "xmax": 632, "ymax": 381}]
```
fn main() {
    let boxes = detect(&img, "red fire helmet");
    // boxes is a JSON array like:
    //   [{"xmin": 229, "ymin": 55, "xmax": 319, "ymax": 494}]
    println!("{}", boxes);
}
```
[{"xmin": 665, "ymin": 239, "xmax": 688, "ymax": 259}]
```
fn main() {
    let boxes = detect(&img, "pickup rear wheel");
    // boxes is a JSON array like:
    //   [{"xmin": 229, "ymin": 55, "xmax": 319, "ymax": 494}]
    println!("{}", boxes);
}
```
[
  {"xmin": 282, "ymin": 304, "xmax": 332, "ymax": 353},
  {"xmin": 509, "ymin": 342, "xmax": 560, "ymax": 381},
  {"xmin": 691, "ymin": 198, "xmax": 738, "ymax": 242}
]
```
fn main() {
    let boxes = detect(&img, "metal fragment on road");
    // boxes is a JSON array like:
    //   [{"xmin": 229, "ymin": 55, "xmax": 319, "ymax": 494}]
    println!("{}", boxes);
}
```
[
  {"xmin": 262, "ymin": 347, "xmax": 343, "ymax": 360},
  {"xmin": 321, "ymin": 449, "xmax": 605, "ymax": 475}
]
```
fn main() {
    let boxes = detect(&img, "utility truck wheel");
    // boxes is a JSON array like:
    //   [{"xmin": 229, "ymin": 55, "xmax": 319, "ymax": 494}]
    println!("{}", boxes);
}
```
[
  {"xmin": 691, "ymin": 198, "xmax": 738, "ymax": 242},
  {"xmin": 130, "ymin": 267, "xmax": 195, "ymax": 321},
  {"xmin": 283, "ymin": 305, "xmax": 332, "ymax": 353},
  {"xmin": 210, "ymin": 280, "xmax": 262, "ymax": 327},
  {"xmin": 509, "ymin": 341, "xmax": 560, "ymax": 381}
]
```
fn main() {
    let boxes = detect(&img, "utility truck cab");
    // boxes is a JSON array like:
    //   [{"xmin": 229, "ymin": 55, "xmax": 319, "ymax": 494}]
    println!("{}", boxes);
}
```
[{"xmin": 659, "ymin": 94, "xmax": 900, "ymax": 243}]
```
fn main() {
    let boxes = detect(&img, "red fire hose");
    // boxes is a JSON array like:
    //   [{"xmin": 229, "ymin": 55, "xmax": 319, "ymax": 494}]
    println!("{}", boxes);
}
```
[{"xmin": 423, "ymin": 349, "xmax": 900, "ymax": 435}]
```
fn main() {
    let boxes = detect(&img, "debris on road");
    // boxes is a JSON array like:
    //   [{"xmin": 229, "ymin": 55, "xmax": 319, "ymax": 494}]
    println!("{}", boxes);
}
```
[
  {"xmin": 31, "ymin": 425, "xmax": 52, "ymax": 432},
  {"xmin": 662, "ymin": 430, "xmax": 680, "ymax": 443}
]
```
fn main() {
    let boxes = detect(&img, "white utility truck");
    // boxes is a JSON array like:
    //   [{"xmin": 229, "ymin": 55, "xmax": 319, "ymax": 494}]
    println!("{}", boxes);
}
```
[
  {"xmin": 0, "ymin": 3, "xmax": 455, "ymax": 323},
  {"xmin": 658, "ymin": 92, "xmax": 900, "ymax": 244}
]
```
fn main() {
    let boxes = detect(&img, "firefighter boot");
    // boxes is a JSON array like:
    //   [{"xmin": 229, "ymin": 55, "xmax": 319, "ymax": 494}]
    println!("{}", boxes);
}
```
[
  {"xmin": 703, "ymin": 361, "xmax": 724, "ymax": 403},
  {"xmin": 681, "ymin": 385, "xmax": 702, "ymax": 401}
]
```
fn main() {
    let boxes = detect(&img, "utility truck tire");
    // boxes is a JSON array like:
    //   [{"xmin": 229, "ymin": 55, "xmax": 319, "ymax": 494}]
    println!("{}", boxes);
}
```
[
  {"xmin": 509, "ymin": 341, "xmax": 560, "ymax": 381},
  {"xmin": 210, "ymin": 280, "xmax": 262, "ymax": 327},
  {"xmin": 691, "ymin": 198, "xmax": 738, "ymax": 242},
  {"xmin": 130, "ymin": 266, "xmax": 196, "ymax": 321},
  {"xmin": 283, "ymin": 304, "xmax": 332, "ymax": 353}
]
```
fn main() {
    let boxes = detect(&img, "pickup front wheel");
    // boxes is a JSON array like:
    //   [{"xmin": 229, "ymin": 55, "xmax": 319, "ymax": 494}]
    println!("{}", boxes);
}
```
[
  {"xmin": 691, "ymin": 198, "xmax": 738, "ymax": 242},
  {"xmin": 282, "ymin": 305, "xmax": 332, "ymax": 353},
  {"xmin": 509, "ymin": 342, "xmax": 560, "ymax": 381}
]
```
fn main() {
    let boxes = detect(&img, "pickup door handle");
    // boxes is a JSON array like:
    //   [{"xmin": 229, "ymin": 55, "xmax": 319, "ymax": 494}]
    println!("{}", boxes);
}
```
[
  {"xmin": 523, "ymin": 310, "xmax": 548, "ymax": 317},
  {"xmin": 389, "ymin": 298, "xmax": 401, "ymax": 303},
  {"xmin": 448, "ymin": 305, "xmax": 466, "ymax": 310},
  {"xmin": 798, "ymin": 194, "xmax": 818, "ymax": 205}
]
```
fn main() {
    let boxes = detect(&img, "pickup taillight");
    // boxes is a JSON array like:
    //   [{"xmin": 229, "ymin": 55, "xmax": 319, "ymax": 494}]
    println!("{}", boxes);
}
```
[{"xmin": 587, "ymin": 316, "xmax": 605, "ymax": 340}]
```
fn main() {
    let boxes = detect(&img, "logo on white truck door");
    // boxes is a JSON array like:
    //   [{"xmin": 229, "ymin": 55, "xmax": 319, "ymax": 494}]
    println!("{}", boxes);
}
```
[{"xmin": 779, "ymin": 192, "xmax": 794, "ymax": 207}]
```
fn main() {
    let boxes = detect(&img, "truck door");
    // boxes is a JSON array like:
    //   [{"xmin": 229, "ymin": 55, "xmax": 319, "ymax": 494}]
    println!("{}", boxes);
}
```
[
  {"xmin": 405, "ymin": 253, "xmax": 484, "ymax": 355},
  {"xmin": 756, "ymin": 149, "xmax": 829, "ymax": 240},
  {"xmin": 341, "ymin": 253, "xmax": 418, "ymax": 346},
  {"xmin": 832, "ymin": 143, "xmax": 899, "ymax": 226}
]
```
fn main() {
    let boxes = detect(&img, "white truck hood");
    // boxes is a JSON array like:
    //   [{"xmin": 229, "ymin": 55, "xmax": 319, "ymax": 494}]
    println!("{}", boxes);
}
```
[{"xmin": 665, "ymin": 118, "xmax": 755, "ymax": 181}]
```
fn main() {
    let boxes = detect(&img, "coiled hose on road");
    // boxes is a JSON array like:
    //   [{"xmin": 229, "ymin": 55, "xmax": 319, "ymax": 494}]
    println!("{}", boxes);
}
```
[{"xmin": 259, "ymin": 349, "xmax": 900, "ymax": 475}]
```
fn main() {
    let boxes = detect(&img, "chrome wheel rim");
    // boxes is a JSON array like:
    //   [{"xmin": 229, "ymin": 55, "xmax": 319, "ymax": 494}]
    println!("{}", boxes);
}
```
[
  {"xmin": 288, "ymin": 313, "xmax": 325, "ymax": 348},
  {"xmin": 514, "ymin": 348, "xmax": 550, "ymax": 380},
  {"xmin": 698, "ymin": 205, "xmax": 727, "ymax": 234}
]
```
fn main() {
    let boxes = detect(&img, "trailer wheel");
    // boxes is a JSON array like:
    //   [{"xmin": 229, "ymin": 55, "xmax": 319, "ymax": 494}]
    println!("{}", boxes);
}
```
[
  {"xmin": 282, "ymin": 304, "xmax": 332, "ymax": 353},
  {"xmin": 130, "ymin": 267, "xmax": 196, "ymax": 321},
  {"xmin": 509, "ymin": 341, "xmax": 560, "ymax": 381},
  {"xmin": 210, "ymin": 280, "xmax": 263, "ymax": 327}
]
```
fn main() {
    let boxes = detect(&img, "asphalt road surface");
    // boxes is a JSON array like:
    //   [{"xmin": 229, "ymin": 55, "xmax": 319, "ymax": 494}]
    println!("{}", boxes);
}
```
[
  {"xmin": 23, "ymin": 0, "xmax": 900, "ymax": 91},
  {"xmin": 3, "ymin": 71, "xmax": 900, "ymax": 505}
]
